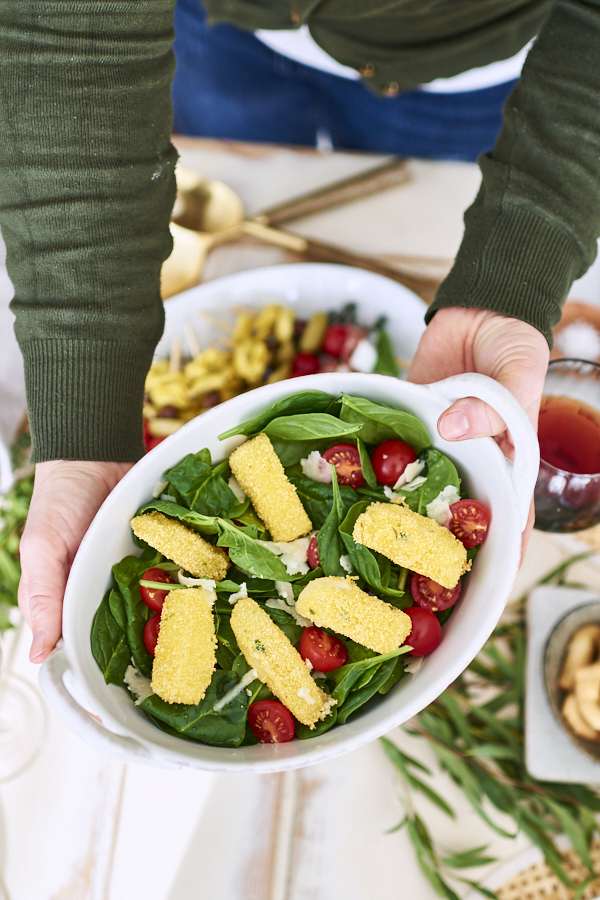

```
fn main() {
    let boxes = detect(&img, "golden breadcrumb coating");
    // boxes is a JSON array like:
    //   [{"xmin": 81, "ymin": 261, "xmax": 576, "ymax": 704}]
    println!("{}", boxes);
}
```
[
  {"xmin": 230, "ymin": 596, "xmax": 335, "ymax": 728},
  {"xmin": 130, "ymin": 511, "xmax": 230, "ymax": 580},
  {"xmin": 228, "ymin": 432, "xmax": 312, "ymax": 542},
  {"xmin": 151, "ymin": 587, "xmax": 217, "ymax": 705},
  {"xmin": 296, "ymin": 576, "xmax": 412, "ymax": 654},
  {"xmin": 353, "ymin": 502, "xmax": 468, "ymax": 589}
]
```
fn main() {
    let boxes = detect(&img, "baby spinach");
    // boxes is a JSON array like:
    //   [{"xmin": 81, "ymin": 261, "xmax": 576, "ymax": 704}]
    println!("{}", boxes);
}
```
[
  {"xmin": 264, "ymin": 413, "xmax": 361, "ymax": 443},
  {"xmin": 328, "ymin": 647, "xmax": 410, "ymax": 706},
  {"xmin": 91, "ymin": 590, "xmax": 131, "ymax": 686},
  {"xmin": 339, "ymin": 394, "xmax": 430, "ymax": 453},
  {"xmin": 140, "ymin": 670, "xmax": 248, "ymax": 747},
  {"xmin": 219, "ymin": 391, "xmax": 335, "ymax": 439},
  {"xmin": 337, "ymin": 657, "xmax": 401, "ymax": 724},
  {"xmin": 295, "ymin": 707, "xmax": 338, "ymax": 740},
  {"xmin": 287, "ymin": 473, "xmax": 356, "ymax": 528},
  {"xmin": 165, "ymin": 450, "xmax": 238, "ymax": 519},
  {"xmin": 112, "ymin": 552, "xmax": 163, "ymax": 677},
  {"xmin": 317, "ymin": 471, "xmax": 346, "ymax": 577},
  {"xmin": 339, "ymin": 502, "xmax": 407, "ymax": 601},
  {"xmin": 418, "ymin": 448, "xmax": 460, "ymax": 510},
  {"xmin": 357, "ymin": 437, "xmax": 377, "ymax": 489}
]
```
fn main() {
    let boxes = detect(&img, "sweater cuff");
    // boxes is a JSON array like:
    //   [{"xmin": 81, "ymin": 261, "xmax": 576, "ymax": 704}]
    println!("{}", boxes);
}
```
[
  {"xmin": 22, "ymin": 340, "xmax": 154, "ymax": 463},
  {"xmin": 427, "ymin": 205, "xmax": 584, "ymax": 347}
]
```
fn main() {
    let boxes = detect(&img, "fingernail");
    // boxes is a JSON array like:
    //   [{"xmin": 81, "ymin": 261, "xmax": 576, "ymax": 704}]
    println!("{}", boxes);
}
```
[
  {"xmin": 29, "ymin": 631, "xmax": 46, "ymax": 662},
  {"xmin": 439, "ymin": 411, "xmax": 469, "ymax": 440}
]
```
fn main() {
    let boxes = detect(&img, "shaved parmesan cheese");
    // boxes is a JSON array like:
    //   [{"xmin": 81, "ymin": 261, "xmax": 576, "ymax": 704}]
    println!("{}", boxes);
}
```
[
  {"xmin": 177, "ymin": 570, "xmax": 217, "ymax": 594},
  {"xmin": 124, "ymin": 663, "xmax": 154, "ymax": 705},
  {"xmin": 159, "ymin": 494, "xmax": 176, "ymax": 503},
  {"xmin": 426, "ymin": 485, "xmax": 461, "ymax": 527},
  {"xmin": 275, "ymin": 581, "xmax": 294, "ymax": 604},
  {"xmin": 265, "ymin": 597, "xmax": 312, "ymax": 627},
  {"xmin": 403, "ymin": 475, "xmax": 427, "ymax": 492},
  {"xmin": 213, "ymin": 669, "xmax": 259, "ymax": 712},
  {"xmin": 340, "ymin": 555, "xmax": 354, "ymax": 574},
  {"xmin": 393, "ymin": 459, "xmax": 425, "ymax": 490},
  {"xmin": 228, "ymin": 476, "xmax": 247, "ymax": 502},
  {"xmin": 383, "ymin": 485, "xmax": 404, "ymax": 504},
  {"xmin": 405, "ymin": 656, "xmax": 424, "ymax": 675},
  {"xmin": 349, "ymin": 338, "xmax": 377, "ymax": 374},
  {"xmin": 311, "ymin": 670, "xmax": 327, "ymax": 680},
  {"xmin": 152, "ymin": 479, "xmax": 168, "ymax": 498},
  {"xmin": 228, "ymin": 583, "xmax": 248, "ymax": 605},
  {"xmin": 300, "ymin": 450, "xmax": 333, "ymax": 483},
  {"xmin": 257, "ymin": 537, "xmax": 310, "ymax": 575},
  {"xmin": 304, "ymin": 657, "xmax": 313, "ymax": 671}
]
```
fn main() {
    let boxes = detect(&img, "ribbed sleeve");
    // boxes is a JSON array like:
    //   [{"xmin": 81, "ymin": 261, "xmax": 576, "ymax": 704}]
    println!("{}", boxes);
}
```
[
  {"xmin": 429, "ymin": 0, "xmax": 600, "ymax": 346},
  {"xmin": 0, "ymin": 1, "xmax": 177, "ymax": 462}
]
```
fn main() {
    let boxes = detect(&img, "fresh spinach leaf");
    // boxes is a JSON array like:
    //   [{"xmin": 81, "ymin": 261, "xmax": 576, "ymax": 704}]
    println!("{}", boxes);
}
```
[
  {"xmin": 138, "ymin": 500, "xmax": 221, "ymax": 536},
  {"xmin": 328, "ymin": 647, "xmax": 410, "ymax": 707},
  {"xmin": 140, "ymin": 670, "xmax": 248, "ymax": 747},
  {"xmin": 378, "ymin": 655, "xmax": 406, "ymax": 695},
  {"xmin": 262, "ymin": 603, "xmax": 304, "ymax": 646},
  {"xmin": 337, "ymin": 657, "xmax": 400, "ymax": 723},
  {"xmin": 357, "ymin": 437, "xmax": 377, "ymax": 489},
  {"xmin": 270, "ymin": 438, "xmax": 330, "ymax": 467},
  {"xmin": 112, "ymin": 552, "xmax": 163, "ymax": 677},
  {"xmin": 317, "ymin": 470, "xmax": 346, "ymax": 577},
  {"xmin": 91, "ymin": 590, "xmax": 131, "ymax": 686},
  {"xmin": 165, "ymin": 451, "xmax": 238, "ymax": 518},
  {"xmin": 215, "ymin": 618, "xmax": 241, "ymax": 670},
  {"xmin": 219, "ymin": 391, "xmax": 335, "ymax": 439},
  {"xmin": 418, "ymin": 448, "xmax": 460, "ymax": 509},
  {"xmin": 373, "ymin": 328, "xmax": 400, "ymax": 377},
  {"xmin": 295, "ymin": 706, "xmax": 338, "ymax": 740},
  {"xmin": 287, "ymin": 474, "xmax": 356, "ymax": 528},
  {"xmin": 339, "ymin": 394, "xmax": 430, "ymax": 453},
  {"xmin": 264, "ymin": 413, "xmax": 361, "ymax": 442},
  {"xmin": 216, "ymin": 521, "xmax": 291, "ymax": 581}
]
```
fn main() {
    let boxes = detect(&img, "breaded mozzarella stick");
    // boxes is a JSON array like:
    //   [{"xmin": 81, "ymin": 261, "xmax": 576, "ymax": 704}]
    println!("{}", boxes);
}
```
[{"xmin": 131, "ymin": 511, "xmax": 230, "ymax": 580}]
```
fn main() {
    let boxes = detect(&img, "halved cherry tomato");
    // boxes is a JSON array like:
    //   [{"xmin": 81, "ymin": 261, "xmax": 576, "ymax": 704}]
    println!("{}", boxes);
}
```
[
  {"xmin": 291, "ymin": 353, "xmax": 319, "ymax": 378},
  {"xmin": 322, "ymin": 443, "xmax": 364, "ymax": 488},
  {"xmin": 143, "ymin": 613, "xmax": 161, "ymax": 656},
  {"xmin": 307, "ymin": 534, "xmax": 320, "ymax": 570},
  {"xmin": 322, "ymin": 323, "xmax": 348, "ymax": 358},
  {"xmin": 299, "ymin": 626, "xmax": 348, "ymax": 672},
  {"xmin": 449, "ymin": 499, "xmax": 490, "ymax": 547},
  {"xmin": 139, "ymin": 567, "xmax": 177, "ymax": 612},
  {"xmin": 404, "ymin": 606, "xmax": 442, "ymax": 655},
  {"xmin": 371, "ymin": 439, "xmax": 417, "ymax": 485},
  {"xmin": 411, "ymin": 573, "xmax": 461, "ymax": 612},
  {"xmin": 248, "ymin": 700, "xmax": 295, "ymax": 743}
]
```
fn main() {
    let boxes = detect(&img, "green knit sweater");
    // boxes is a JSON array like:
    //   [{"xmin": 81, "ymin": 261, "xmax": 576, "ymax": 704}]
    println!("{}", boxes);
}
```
[{"xmin": 1, "ymin": 1, "xmax": 599, "ymax": 462}]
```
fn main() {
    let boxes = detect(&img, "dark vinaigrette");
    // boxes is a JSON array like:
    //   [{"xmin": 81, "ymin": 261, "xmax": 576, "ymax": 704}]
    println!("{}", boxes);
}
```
[{"xmin": 538, "ymin": 395, "xmax": 600, "ymax": 475}]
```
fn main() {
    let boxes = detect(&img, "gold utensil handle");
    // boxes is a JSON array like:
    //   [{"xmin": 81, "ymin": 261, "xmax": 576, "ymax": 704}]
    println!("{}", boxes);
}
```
[{"xmin": 256, "ymin": 157, "xmax": 410, "ymax": 227}]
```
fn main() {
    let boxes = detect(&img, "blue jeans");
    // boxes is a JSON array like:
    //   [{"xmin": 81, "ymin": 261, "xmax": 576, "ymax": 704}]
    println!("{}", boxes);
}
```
[{"xmin": 172, "ymin": 0, "xmax": 517, "ymax": 162}]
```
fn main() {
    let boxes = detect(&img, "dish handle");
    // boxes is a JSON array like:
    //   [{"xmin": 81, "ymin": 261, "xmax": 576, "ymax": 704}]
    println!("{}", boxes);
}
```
[
  {"xmin": 39, "ymin": 642, "xmax": 179, "ymax": 768},
  {"xmin": 427, "ymin": 372, "xmax": 540, "ymax": 531}
]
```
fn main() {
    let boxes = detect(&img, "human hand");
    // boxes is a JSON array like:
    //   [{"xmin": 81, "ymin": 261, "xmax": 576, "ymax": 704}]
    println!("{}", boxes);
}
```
[
  {"xmin": 19, "ymin": 460, "xmax": 134, "ymax": 663},
  {"xmin": 408, "ymin": 307, "xmax": 549, "ymax": 552}
]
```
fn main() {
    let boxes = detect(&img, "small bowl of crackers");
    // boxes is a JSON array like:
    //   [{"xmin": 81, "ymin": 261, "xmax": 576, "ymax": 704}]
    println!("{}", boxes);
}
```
[{"xmin": 545, "ymin": 602, "xmax": 600, "ymax": 762}]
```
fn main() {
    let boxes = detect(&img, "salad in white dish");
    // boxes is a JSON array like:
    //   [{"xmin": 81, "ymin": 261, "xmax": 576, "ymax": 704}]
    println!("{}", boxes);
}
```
[{"xmin": 91, "ymin": 391, "xmax": 489, "ymax": 746}]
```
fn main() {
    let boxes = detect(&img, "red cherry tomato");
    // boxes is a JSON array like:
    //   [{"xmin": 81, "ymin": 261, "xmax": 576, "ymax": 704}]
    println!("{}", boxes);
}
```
[
  {"xmin": 322, "ymin": 323, "xmax": 348, "ymax": 358},
  {"xmin": 340, "ymin": 324, "xmax": 368, "ymax": 362},
  {"xmin": 139, "ymin": 567, "xmax": 177, "ymax": 612},
  {"xmin": 248, "ymin": 700, "xmax": 296, "ymax": 743},
  {"xmin": 370, "ymin": 439, "xmax": 417, "ymax": 485},
  {"xmin": 299, "ymin": 626, "xmax": 348, "ymax": 672},
  {"xmin": 322, "ymin": 443, "xmax": 364, "ymax": 488},
  {"xmin": 410, "ymin": 573, "xmax": 461, "ymax": 612},
  {"xmin": 307, "ymin": 534, "xmax": 320, "ymax": 569},
  {"xmin": 143, "ymin": 613, "xmax": 161, "ymax": 656},
  {"xmin": 404, "ymin": 606, "xmax": 442, "ymax": 656},
  {"xmin": 449, "ymin": 499, "xmax": 490, "ymax": 547},
  {"xmin": 291, "ymin": 353, "xmax": 320, "ymax": 378}
]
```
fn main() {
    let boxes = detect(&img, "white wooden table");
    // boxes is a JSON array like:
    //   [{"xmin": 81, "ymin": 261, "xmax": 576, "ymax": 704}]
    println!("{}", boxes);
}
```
[{"xmin": 1, "ymin": 137, "xmax": 600, "ymax": 900}]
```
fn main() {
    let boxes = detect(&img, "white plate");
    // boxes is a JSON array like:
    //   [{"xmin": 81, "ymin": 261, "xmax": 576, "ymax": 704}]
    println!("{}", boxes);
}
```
[{"xmin": 156, "ymin": 262, "xmax": 428, "ymax": 365}]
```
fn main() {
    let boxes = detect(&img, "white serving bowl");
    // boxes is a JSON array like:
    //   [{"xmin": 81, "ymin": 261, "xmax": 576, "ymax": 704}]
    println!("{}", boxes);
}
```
[{"xmin": 40, "ymin": 372, "xmax": 539, "ymax": 772}]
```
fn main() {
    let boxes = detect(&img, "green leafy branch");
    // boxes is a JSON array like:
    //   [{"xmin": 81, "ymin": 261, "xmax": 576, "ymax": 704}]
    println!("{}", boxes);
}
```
[{"xmin": 382, "ymin": 553, "xmax": 600, "ymax": 900}]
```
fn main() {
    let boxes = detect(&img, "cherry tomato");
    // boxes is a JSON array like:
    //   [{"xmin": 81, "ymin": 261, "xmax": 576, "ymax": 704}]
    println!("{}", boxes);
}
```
[
  {"xmin": 299, "ymin": 626, "xmax": 348, "ymax": 672},
  {"xmin": 248, "ymin": 700, "xmax": 296, "ymax": 743},
  {"xmin": 410, "ymin": 573, "xmax": 461, "ymax": 612},
  {"xmin": 291, "ymin": 353, "xmax": 319, "ymax": 378},
  {"xmin": 449, "ymin": 499, "xmax": 490, "ymax": 547},
  {"xmin": 340, "ymin": 324, "xmax": 368, "ymax": 362},
  {"xmin": 404, "ymin": 606, "xmax": 442, "ymax": 655},
  {"xmin": 307, "ymin": 534, "xmax": 320, "ymax": 569},
  {"xmin": 322, "ymin": 323, "xmax": 348, "ymax": 358},
  {"xmin": 370, "ymin": 439, "xmax": 417, "ymax": 485},
  {"xmin": 143, "ymin": 613, "xmax": 161, "ymax": 656},
  {"xmin": 322, "ymin": 443, "xmax": 364, "ymax": 488},
  {"xmin": 139, "ymin": 567, "xmax": 177, "ymax": 612}
]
